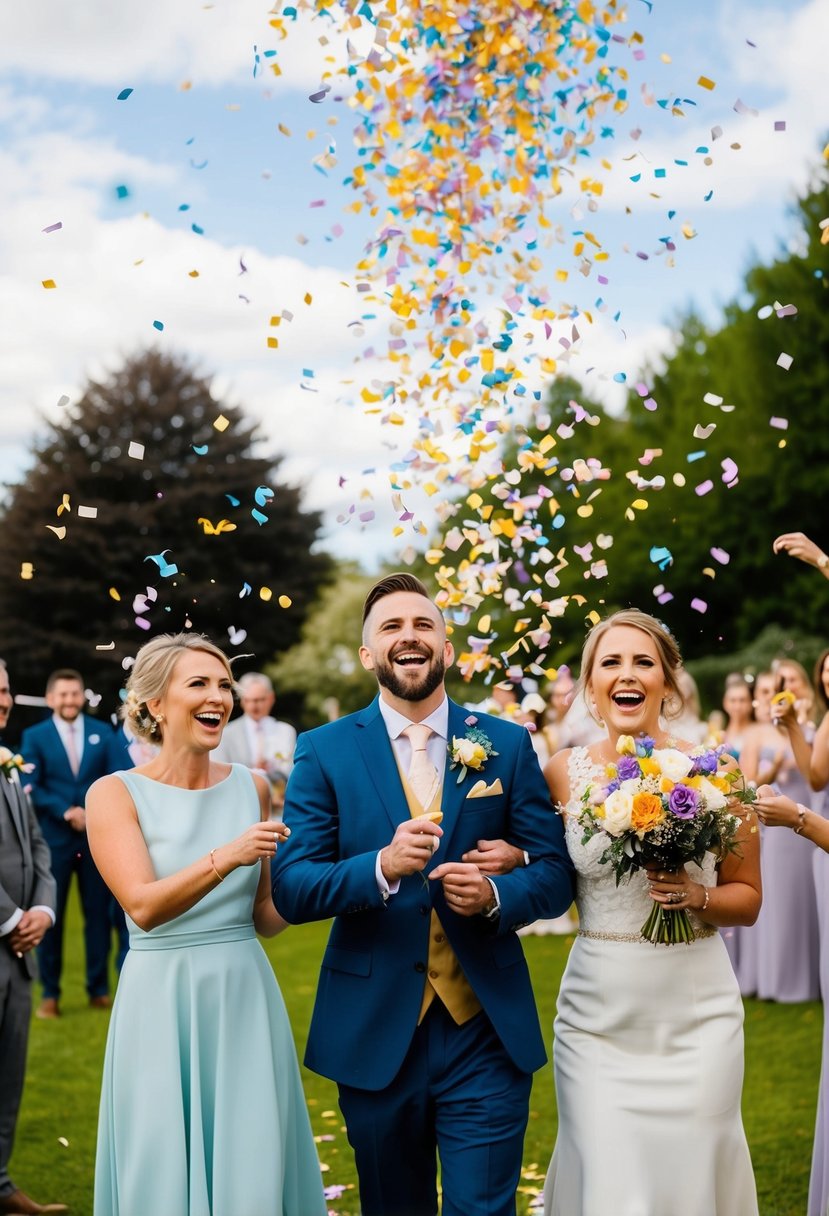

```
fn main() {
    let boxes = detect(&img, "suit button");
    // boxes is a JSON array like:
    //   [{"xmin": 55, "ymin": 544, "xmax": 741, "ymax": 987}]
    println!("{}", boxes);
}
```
[
  {"xmin": 429, "ymin": 969, "xmax": 439, "ymax": 979},
  {"xmin": 414, "ymin": 962, "xmax": 426, "ymax": 973},
  {"xmin": 419, "ymin": 905, "xmax": 429, "ymax": 916}
]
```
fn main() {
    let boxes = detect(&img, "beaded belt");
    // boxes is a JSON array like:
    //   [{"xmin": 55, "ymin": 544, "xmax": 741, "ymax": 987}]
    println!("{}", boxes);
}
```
[{"xmin": 577, "ymin": 926, "xmax": 717, "ymax": 944}]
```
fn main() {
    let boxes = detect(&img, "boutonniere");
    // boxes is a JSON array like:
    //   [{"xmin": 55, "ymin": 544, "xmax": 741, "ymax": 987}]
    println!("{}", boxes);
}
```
[
  {"xmin": 448, "ymin": 717, "xmax": 498, "ymax": 784},
  {"xmin": 0, "ymin": 746, "xmax": 31, "ymax": 780},
  {"xmin": 89, "ymin": 734, "xmax": 101, "ymax": 745}
]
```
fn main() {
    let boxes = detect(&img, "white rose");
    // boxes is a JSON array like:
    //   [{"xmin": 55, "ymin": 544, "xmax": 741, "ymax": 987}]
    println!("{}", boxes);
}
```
[
  {"xmin": 0, "ymin": 746, "xmax": 12, "ymax": 765},
  {"xmin": 452, "ymin": 737, "xmax": 486, "ymax": 768},
  {"xmin": 697, "ymin": 776, "xmax": 728, "ymax": 810},
  {"xmin": 651, "ymin": 748, "xmax": 694, "ymax": 783},
  {"xmin": 602, "ymin": 788, "xmax": 634, "ymax": 836}
]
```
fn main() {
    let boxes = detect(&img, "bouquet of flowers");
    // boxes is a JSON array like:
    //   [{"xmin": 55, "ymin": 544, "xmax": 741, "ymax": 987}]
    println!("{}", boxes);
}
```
[{"xmin": 577, "ymin": 733, "xmax": 754, "ymax": 944}]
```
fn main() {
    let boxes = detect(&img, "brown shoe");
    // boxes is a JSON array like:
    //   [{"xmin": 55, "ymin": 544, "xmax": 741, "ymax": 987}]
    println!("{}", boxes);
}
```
[
  {"xmin": 35, "ymin": 999, "xmax": 60, "ymax": 1019},
  {"xmin": 88, "ymin": 995, "xmax": 112, "ymax": 1010},
  {"xmin": 0, "ymin": 1188, "xmax": 68, "ymax": 1213}
]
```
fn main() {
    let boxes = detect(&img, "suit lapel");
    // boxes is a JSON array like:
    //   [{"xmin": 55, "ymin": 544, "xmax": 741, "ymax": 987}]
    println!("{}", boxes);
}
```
[
  {"xmin": 0, "ymin": 772, "xmax": 27, "ymax": 844},
  {"xmin": 354, "ymin": 698, "xmax": 408, "ymax": 834},
  {"xmin": 438, "ymin": 700, "xmax": 476, "ymax": 846}
]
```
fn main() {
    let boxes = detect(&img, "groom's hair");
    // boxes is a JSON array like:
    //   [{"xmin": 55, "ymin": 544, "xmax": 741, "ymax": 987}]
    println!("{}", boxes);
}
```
[{"xmin": 362, "ymin": 573, "xmax": 431, "ymax": 626}]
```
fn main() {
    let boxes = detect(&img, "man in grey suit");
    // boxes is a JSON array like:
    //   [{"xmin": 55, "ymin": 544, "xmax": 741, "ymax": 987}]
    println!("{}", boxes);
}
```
[
  {"xmin": 0, "ymin": 661, "xmax": 66, "ymax": 1215},
  {"xmin": 214, "ymin": 672, "xmax": 296, "ymax": 813}
]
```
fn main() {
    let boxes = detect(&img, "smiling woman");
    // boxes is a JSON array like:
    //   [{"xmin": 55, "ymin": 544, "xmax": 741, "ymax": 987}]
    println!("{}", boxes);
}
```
[{"xmin": 84, "ymin": 632, "xmax": 326, "ymax": 1216}]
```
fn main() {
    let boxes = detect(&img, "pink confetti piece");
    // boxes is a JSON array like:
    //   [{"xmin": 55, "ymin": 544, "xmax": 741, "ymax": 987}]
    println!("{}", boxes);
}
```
[
  {"xmin": 710, "ymin": 547, "xmax": 730, "ymax": 565},
  {"xmin": 690, "ymin": 598, "xmax": 708, "ymax": 614},
  {"xmin": 769, "ymin": 416, "xmax": 789, "ymax": 430},
  {"xmin": 721, "ymin": 458, "xmax": 739, "ymax": 486},
  {"xmin": 774, "ymin": 120, "xmax": 786, "ymax": 131},
  {"xmin": 695, "ymin": 480, "xmax": 714, "ymax": 496}
]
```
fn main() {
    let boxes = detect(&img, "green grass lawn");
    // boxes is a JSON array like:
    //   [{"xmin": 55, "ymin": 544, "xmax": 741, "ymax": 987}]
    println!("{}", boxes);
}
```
[{"xmin": 14, "ymin": 893, "xmax": 821, "ymax": 1215}]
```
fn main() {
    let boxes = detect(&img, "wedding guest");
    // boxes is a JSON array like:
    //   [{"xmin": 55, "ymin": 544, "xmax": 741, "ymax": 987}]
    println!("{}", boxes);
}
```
[
  {"xmin": 722, "ymin": 674, "xmax": 755, "ymax": 759},
  {"xmin": 750, "ymin": 671, "xmax": 777, "ymax": 725},
  {"xmin": 771, "ymin": 529, "xmax": 829, "ymax": 1215},
  {"xmin": 274, "ymin": 573, "xmax": 574, "ymax": 1216},
  {"xmin": 542, "ymin": 609, "xmax": 760, "ymax": 1216},
  {"xmin": 755, "ymin": 787, "xmax": 829, "ymax": 1216},
  {"xmin": 539, "ymin": 670, "xmax": 575, "ymax": 756},
  {"xmin": 21, "ymin": 669, "xmax": 114, "ymax": 1018},
  {"xmin": 669, "ymin": 668, "xmax": 708, "ymax": 744},
  {"xmin": 0, "ymin": 661, "xmax": 66, "ymax": 1216},
  {"xmin": 740, "ymin": 658, "xmax": 820, "ymax": 1002},
  {"xmin": 213, "ymin": 672, "xmax": 296, "ymax": 814},
  {"xmin": 86, "ymin": 633, "xmax": 325, "ymax": 1216}
]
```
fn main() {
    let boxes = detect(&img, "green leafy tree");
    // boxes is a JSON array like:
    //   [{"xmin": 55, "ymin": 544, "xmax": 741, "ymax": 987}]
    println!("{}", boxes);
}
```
[{"xmin": 0, "ymin": 350, "xmax": 332, "ymax": 710}]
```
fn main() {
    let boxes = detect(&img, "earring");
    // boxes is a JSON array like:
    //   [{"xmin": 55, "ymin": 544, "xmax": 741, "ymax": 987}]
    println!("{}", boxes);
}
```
[{"xmin": 150, "ymin": 714, "xmax": 164, "ymax": 736}]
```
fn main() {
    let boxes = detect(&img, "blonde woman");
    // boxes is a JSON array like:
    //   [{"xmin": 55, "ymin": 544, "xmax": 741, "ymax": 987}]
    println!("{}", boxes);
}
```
[
  {"xmin": 87, "ymin": 633, "xmax": 325, "ymax": 1216},
  {"xmin": 542, "ymin": 609, "xmax": 760, "ymax": 1216}
]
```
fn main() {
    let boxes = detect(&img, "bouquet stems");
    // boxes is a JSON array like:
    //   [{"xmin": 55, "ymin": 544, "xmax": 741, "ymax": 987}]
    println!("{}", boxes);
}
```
[{"xmin": 640, "ymin": 902, "xmax": 696, "ymax": 945}]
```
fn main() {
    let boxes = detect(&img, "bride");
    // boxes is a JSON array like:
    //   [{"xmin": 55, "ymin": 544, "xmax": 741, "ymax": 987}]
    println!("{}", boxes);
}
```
[{"xmin": 542, "ymin": 609, "xmax": 761, "ymax": 1216}]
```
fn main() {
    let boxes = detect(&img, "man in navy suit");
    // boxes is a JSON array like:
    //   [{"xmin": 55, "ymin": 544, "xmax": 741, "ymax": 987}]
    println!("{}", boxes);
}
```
[
  {"xmin": 273, "ymin": 574, "xmax": 574, "ymax": 1216},
  {"xmin": 21, "ymin": 669, "xmax": 114, "ymax": 1018}
]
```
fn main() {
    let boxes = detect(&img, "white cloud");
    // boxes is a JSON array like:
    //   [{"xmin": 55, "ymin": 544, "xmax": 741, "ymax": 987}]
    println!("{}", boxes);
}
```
[{"xmin": 0, "ymin": 0, "xmax": 369, "ymax": 91}]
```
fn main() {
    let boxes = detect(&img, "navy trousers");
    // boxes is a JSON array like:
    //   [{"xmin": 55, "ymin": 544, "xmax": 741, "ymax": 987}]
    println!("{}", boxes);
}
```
[
  {"xmin": 36, "ymin": 833, "xmax": 111, "ymax": 1000},
  {"xmin": 338, "ymin": 1001, "xmax": 533, "ymax": 1216}
]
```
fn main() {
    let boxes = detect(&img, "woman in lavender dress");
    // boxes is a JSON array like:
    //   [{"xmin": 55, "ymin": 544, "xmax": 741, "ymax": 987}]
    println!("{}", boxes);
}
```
[{"xmin": 739, "ymin": 659, "xmax": 820, "ymax": 1002}]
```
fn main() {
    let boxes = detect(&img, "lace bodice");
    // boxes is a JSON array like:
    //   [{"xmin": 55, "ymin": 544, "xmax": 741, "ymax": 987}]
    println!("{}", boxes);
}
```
[{"xmin": 565, "ymin": 747, "xmax": 718, "ymax": 939}]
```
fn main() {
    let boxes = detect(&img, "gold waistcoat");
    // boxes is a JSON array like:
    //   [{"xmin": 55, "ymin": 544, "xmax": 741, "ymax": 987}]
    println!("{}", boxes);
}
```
[{"xmin": 396, "ymin": 763, "xmax": 481, "ymax": 1026}]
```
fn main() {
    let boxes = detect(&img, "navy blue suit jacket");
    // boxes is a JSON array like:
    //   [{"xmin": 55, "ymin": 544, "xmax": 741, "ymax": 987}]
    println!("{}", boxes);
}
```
[
  {"xmin": 20, "ymin": 717, "xmax": 114, "ymax": 848},
  {"xmin": 272, "ymin": 696, "xmax": 574, "ymax": 1091}
]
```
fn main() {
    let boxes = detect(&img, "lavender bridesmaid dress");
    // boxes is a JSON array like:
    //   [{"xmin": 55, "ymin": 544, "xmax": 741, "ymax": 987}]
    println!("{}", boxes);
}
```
[
  {"xmin": 733, "ymin": 745, "xmax": 820, "ymax": 1002},
  {"xmin": 809, "ymin": 792, "xmax": 829, "ymax": 1216}
]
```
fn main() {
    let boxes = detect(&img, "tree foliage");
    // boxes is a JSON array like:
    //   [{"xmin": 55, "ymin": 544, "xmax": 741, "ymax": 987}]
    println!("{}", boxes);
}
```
[
  {"xmin": 424, "ymin": 160, "xmax": 829, "ymax": 695},
  {"xmin": 0, "ymin": 350, "xmax": 332, "ymax": 708}
]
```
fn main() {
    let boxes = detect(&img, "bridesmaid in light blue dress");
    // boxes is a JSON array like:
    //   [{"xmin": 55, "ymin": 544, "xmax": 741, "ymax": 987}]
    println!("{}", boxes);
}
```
[{"xmin": 87, "ymin": 634, "xmax": 326, "ymax": 1216}]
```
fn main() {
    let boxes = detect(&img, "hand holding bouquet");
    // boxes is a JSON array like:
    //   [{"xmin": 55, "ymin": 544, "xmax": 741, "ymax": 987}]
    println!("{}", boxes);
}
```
[{"xmin": 577, "ymin": 734, "xmax": 755, "ymax": 944}]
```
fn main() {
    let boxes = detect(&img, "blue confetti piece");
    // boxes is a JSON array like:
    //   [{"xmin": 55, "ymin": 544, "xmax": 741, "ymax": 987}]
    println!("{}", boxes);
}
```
[
  {"xmin": 192, "ymin": 443, "xmax": 208, "ymax": 455},
  {"xmin": 687, "ymin": 450, "xmax": 706, "ymax": 462},
  {"xmin": 251, "ymin": 508, "xmax": 269, "ymax": 526},
  {"xmin": 613, "ymin": 372, "xmax": 627, "ymax": 383},
  {"xmin": 115, "ymin": 184, "xmax": 129, "ymax": 200},
  {"xmin": 145, "ymin": 550, "xmax": 178, "ymax": 577},
  {"xmin": 191, "ymin": 223, "xmax": 204, "ymax": 235},
  {"xmin": 117, "ymin": 88, "xmax": 134, "ymax": 101},
  {"xmin": 649, "ymin": 545, "xmax": 673, "ymax": 570},
  {"xmin": 254, "ymin": 485, "xmax": 274, "ymax": 507},
  {"xmin": 152, "ymin": 320, "xmax": 164, "ymax": 331},
  {"xmin": 225, "ymin": 494, "xmax": 240, "ymax": 507}
]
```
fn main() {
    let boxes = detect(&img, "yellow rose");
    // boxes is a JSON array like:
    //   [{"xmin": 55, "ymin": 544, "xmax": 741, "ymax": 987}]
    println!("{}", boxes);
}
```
[
  {"xmin": 709, "ymin": 775, "xmax": 732, "ymax": 794},
  {"xmin": 639, "ymin": 757, "xmax": 660, "ymax": 777},
  {"xmin": 452, "ymin": 737, "xmax": 487, "ymax": 770},
  {"xmin": 616, "ymin": 735, "xmax": 636, "ymax": 756},
  {"xmin": 660, "ymin": 777, "xmax": 675, "ymax": 793},
  {"xmin": 631, "ymin": 792, "xmax": 666, "ymax": 836}
]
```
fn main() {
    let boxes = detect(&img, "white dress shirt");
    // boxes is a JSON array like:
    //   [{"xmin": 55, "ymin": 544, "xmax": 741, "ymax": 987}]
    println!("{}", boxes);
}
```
[
  {"xmin": 374, "ymin": 697, "xmax": 449, "ymax": 899},
  {"xmin": 53, "ymin": 713, "xmax": 84, "ymax": 770}
]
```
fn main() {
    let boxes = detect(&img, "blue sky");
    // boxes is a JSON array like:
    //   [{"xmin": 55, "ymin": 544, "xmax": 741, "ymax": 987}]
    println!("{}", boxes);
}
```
[{"xmin": 0, "ymin": 0, "xmax": 825, "ymax": 567}]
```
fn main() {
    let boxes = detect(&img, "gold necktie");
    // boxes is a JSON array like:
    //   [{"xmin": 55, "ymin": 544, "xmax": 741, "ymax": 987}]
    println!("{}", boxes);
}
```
[{"xmin": 403, "ymin": 723, "xmax": 440, "ymax": 808}]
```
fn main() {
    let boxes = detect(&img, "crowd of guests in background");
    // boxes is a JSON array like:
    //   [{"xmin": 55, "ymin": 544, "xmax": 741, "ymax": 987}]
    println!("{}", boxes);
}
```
[{"xmin": 2, "ymin": 528, "xmax": 829, "ymax": 1214}]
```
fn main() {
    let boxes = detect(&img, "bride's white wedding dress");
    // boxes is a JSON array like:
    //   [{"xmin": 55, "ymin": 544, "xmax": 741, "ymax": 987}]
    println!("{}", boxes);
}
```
[{"xmin": 543, "ymin": 748, "xmax": 759, "ymax": 1216}]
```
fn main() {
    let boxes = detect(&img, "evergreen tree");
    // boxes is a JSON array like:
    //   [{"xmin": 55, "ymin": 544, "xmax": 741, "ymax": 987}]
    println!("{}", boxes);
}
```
[{"xmin": 0, "ymin": 350, "xmax": 332, "ymax": 709}]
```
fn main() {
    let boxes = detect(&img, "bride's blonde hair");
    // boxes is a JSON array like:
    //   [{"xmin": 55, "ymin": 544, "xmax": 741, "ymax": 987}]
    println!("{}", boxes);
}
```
[{"xmin": 577, "ymin": 608, "xmax": 685, "ymax": 720}]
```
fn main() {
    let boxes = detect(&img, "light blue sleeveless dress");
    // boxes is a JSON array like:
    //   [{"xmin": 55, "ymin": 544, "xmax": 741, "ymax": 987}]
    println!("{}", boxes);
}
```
[{"xmin": 93, "ymin": 765, "xmax": 326, "ymax": 1216}]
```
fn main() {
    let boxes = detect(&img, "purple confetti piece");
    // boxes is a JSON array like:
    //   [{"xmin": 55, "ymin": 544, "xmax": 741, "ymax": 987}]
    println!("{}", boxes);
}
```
[
  {"xmin": 691, "ymin": 598, "xmax": 708, "ymax": 613},
  {"xmin": 695, "ymin": 480, "xmax": 714, "ymax": 496}
]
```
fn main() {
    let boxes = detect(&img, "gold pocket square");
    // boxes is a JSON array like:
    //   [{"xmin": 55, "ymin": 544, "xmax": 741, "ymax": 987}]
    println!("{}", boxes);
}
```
[{"xmin": 466, "ymin": 778, "xmax": 503, "ymax": 799}]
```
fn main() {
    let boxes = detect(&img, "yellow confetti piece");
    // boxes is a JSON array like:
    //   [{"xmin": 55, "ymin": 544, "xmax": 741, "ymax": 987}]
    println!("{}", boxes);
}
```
[
  {"xmin": 304, "ymin": 292, "xmax": 312, "ymax": 305},
  {"xmin": 188, "ymin": 269, "xmax": 200, "ymax": 278},
  {"xmin": 478, "ymin": 614, "xmax": 491, "ymax": 633},
  {"xmin": 42, "ymin": 279, "xmax": 56, "ymax": 289},
  {"xmin": 260, "ymin": 587, "xmax": 273, "ymax": 602},
  {"xmin": 697, "ymin": 75, "xmax": 715, "ymax": 90},
  {"xmin": 267, "ymin": 337, "xmax": 278, "ymax": 349},
  {"xmin": 213, "ymin": 414, "xmax": 230, "ymax": 432},
  {"xmin": 20, "ymin": 562, "xmax": 34, "ymax": 580},
  {"xmin": 278, "ymin": 594, "xmax": 292, "ymax": 608},
  {"xmin": 46, "ymin": 525, "xmax": 66, "ymax": 539},
  {"xmin": 109, "ymin": 588, "xmax": 121, "ymax": 601}
]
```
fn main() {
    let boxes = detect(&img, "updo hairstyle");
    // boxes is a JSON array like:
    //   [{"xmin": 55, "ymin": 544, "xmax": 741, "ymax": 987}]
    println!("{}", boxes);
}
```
[
  {"xmin": 120, "ymin": 633, "xmax": 236, "ymax": 743},
  {"xmin": 578, "ymin": 608, "xmax": 685, "ymax": 720}
]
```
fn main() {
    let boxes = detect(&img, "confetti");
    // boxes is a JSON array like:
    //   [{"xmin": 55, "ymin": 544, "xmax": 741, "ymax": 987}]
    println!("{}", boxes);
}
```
[
  {"xmin": 41, "ymin": 279, "xmax": 56, "ymax": 289},
  {"xmin": 776, "ymin": 352, "xmax": 793, "ymax": 370},
  {"xmin": 20, "ymin": 562, "xmax": 34, "ymax": 580},
  {"xmin": 213, "ymin": 414, "xmax": 230, "ymax": 432},
  {"xmin": 42, "ymin": 221, "xmax": 63, "ymax": 234},
  {"xmin": 152, "ymin": 320, "xmax": 164, "ymax": 332},
  {"xmin": 116, "ymin": 88, "xmax": 134, "ymax": 100},
  {"xmin": 77, "ymin": 505, "xmax": 98, "ymax": 519},
  {"xmin": 128, "ymin": 441, "xmax": 145, "ymax": 459}
]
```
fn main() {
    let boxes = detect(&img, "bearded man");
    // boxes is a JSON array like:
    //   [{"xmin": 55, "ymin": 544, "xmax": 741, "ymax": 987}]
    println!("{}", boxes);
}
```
[{"xmin": 273, "ymin": 573, "xmax": 574, "ymax": 1216}]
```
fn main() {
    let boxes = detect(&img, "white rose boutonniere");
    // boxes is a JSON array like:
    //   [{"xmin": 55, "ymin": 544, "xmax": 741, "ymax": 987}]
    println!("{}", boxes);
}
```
[
  {"xmin": 0, "ymin": 746, "xmax": 31, "ymax": 780},
  {"xmin": 448, "ymin": 718, "xmax": 498, "ymax": 784}
]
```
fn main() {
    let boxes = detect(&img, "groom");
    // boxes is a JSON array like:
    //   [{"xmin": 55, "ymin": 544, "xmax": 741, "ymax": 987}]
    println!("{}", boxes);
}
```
[{"xmin": 273, "ymin": 573, "xmax": 574, "ymax": 1216}]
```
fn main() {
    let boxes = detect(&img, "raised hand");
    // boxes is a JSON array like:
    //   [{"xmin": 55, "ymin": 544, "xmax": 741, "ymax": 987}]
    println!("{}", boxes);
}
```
[{"xmin": 379, "ymin": 818, "xmax": 443, "ymax": 882}]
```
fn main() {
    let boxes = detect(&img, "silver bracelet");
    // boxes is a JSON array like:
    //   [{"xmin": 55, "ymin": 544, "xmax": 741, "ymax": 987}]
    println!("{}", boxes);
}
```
[
  {"xmin": 700, "ymin": 886, "xmax": 710, "ymax": 913},
  {"xmin": 522, "ymin": 849, "xmax": 530, "ymax": 867}
]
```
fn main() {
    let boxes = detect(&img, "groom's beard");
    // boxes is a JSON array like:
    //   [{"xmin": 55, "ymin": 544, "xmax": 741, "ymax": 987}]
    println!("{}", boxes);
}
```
[{"xmin": 374, "ymin": 650, "xmax": 446, "ymax": 703}]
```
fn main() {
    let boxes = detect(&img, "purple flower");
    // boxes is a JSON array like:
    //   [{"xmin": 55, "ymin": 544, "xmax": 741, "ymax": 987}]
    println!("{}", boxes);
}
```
[
  {"xmin": 668, "ymin": 783, "xmax": 699, "ymax": 819},
  {"xmin": 635, "ymin": 735, "xmax": 655, "ymax": 756},
  {"xmin": 692, "ymin": 750, "xmax": 718, "ymax": 775},
  {"xmin": 605, "ymin": 778, "xmax": 621, "ymax": 794},
  {"xmin": 617, "ymin": 755, "xmax": 642, "ymax": 781}
]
